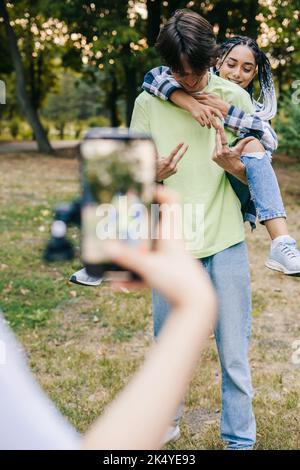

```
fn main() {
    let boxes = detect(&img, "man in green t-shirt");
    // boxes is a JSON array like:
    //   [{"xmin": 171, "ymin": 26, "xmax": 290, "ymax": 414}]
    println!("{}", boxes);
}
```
[{"xmin": 130, "ymin": 10, "xmax": 256, "ymax": 450}]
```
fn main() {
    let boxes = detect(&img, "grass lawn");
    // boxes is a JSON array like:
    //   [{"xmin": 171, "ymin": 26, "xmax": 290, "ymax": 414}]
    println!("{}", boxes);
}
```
[{"xmin": 1, "ymin": 150, "xmax": 300, "ymax": 449}]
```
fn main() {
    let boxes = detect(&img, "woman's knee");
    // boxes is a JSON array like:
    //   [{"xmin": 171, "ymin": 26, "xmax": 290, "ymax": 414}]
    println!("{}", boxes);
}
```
[{"xmin": 243, "ymin": 137, "xmax": 265, "ymax": 153}]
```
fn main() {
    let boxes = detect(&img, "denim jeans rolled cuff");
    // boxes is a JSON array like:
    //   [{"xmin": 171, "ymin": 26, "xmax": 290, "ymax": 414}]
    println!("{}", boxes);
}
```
[
  {"xmin": 241, "ymin": 153, "xmax": 286, "ymax": 225},
  {"xmin": 258, "ymin": 210, "xmax": 287, "ymax": 224},
  {"xmin": 244, "ymin": 211, "xmax": 257, "ymax": 230}
]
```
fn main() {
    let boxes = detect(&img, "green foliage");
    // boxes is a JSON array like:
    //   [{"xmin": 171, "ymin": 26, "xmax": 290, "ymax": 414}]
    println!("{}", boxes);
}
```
[
  {"xmin": 86, "ymin": 116, "xmax": 109, "ymax": 128},
  {"xmin": 43, "ymin": 73, "xmax": 78, "ymax": 138},
  {"xmin": 276, "ymin": 94, "xmax": 300, "ymax": 157},
  {"xmin": 8, "ymin": 117, "xmax": 20, "ymax": 138},
  {"xmin": 42, "ymin": 71, "xmax": 108, "ymax": 137},
  {"xmin": 258, "ymin": 0, "xmax": 300, "ymax": 91},
  {"xmin": 2, "ymin": 0, "xmax": 300, "ymax": 135}
]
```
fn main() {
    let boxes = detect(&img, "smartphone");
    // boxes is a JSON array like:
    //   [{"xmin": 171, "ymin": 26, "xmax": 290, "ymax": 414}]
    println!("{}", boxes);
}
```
[{"xmin": 80, "ymin": 127, "xmax": 156, "ymax": 281}]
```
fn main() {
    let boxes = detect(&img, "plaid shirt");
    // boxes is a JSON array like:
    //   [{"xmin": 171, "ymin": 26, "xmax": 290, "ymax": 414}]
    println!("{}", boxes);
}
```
[{"xmin": 142, "ymin": 66, "xmax": 278, "ymax": 154}]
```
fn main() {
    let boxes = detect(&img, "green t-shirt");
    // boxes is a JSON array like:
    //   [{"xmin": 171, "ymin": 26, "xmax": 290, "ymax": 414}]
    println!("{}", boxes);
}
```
[{"xmin": 130, "ymin": 73, "xmax": 254, "ymax": 259}]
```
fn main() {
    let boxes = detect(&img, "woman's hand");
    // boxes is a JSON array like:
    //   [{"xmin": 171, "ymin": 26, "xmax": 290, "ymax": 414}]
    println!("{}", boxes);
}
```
[
  {"xmin": 189, "ymin": 101, "xmax": 223, "ymax": 129},
  {"xmin": 192, "ymin": 92, "xmax": 231, "ymax": 118},
  {"xmin": 212, "ymin": 126, "xmax": 254, "ymax": 184},
  {"xmin": 156, "ymin": 142, "xmax": 188, "ymax": 181},
  {"xmin": 169, "ymin": 89, "xmax": 223, "ymax": 129}
]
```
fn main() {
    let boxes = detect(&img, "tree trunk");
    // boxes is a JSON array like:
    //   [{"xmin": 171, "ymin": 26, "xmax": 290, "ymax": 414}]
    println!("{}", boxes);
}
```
[
  {"xmin": 245, "ymin": 0, "xmax": 259, "ymax": 40},
  {"xmin": 108, "ymin": 70, "xmax": 120, "ymax": 127},
  {"xmin": 59, "ymin": 123, "xmax": 65, "ymax": 140},
  {"xmin": 0, "ymin": 0, "xmax": 54, "ymax": 154},
  {"xmin": 123, "ymin": 45, "xmax": 137, "ymax": 127},
  {"xmin": 276, "ymin": 64, "xmax": 283, "ymax": 98},
  {"xmin": 146, "ymin": 0, "xmax": 161, "ymax": 47},
  {"xmin": 125, "ymin": 69, "xmax": 137, "ymax": 127},
  {"xmin": 206, "ymin": 0, "xmax": 235, "ymax": 42},
  {"xmin": 37, "ymin": 53, "xmax": 43, "ymax": 109},
  {"xmin": 29, "ymin": 41, "xmax": 37, "ymax": 109},
  {"xmin": 167, "ymin": 0, "xmax": 184, "ymax": 17}
]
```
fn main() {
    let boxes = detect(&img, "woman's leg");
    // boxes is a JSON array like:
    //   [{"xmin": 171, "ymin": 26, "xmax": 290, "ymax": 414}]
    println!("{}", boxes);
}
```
[
  {"xmin": 241, "ymin": 138, "xmax": 300, "ymax": 275},
  {"xmin": 264, "ymin": 218, "xmax": 288, "ymax": 239},
  {"xmin": 241, "ymin": 139, "xmax": 288, "ymax": 239}
]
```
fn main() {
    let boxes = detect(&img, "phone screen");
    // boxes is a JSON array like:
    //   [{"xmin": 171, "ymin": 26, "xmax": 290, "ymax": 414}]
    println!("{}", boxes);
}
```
[{"xmin": 80, "ymin": 128, "xmax": 156, "ymax": 280}]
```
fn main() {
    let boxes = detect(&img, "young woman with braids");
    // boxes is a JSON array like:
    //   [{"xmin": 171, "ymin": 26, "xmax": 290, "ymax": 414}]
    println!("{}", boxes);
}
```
[{"xmin": 142, "ymin": 35, "xmax": 300, "ymax": 276}]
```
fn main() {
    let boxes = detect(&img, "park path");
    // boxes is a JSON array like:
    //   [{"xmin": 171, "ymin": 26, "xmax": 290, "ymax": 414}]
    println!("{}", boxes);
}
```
[{"xmin": 0, "ymin": 140, "xmax": 78, "ymax": 153}]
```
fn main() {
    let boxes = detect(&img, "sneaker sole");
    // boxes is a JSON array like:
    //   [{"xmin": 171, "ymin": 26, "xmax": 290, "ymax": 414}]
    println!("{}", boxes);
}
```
[
  {"xmin": 265, "ymin": 260, "xmax": 300, "ymax": 276},
  {"xmin": 69, "ymin": 275, "xmax": 104, "ymax": 286}
]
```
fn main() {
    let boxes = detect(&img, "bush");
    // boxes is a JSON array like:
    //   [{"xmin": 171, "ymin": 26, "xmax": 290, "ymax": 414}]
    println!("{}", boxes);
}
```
[
  {"xmin": 9, "ymin": 118, "xmax": 20, "ymax": 139},
  {"xmin": 86, "ymin": 116, "xmax": 110, "ymax": 128},
  {"xmin": 276, "ymin": 97, "xmax": 300, "ymax": 157},
  {"xmin": 19, "ymin": 121, "xmax": 33, "ymax": 140}
]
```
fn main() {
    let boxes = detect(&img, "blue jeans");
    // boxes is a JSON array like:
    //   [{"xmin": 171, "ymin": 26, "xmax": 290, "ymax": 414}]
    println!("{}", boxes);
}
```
[
  {"xmin": 228, "ymin": 153, "xmax": 286, "ymax": 229},
  {"xmin": 241, "ymin": 153, "xmax": 286, "ymax": 223},
  {"xmin": 152, "ymin": 241, "xmax": 256, "ymax": 450}
]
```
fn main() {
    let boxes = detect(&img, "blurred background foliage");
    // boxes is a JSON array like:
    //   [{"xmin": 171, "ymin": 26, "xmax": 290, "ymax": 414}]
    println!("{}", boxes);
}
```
[{"xmin": 0, "ymin": 0, "xmax": 300, "ymax": 156}]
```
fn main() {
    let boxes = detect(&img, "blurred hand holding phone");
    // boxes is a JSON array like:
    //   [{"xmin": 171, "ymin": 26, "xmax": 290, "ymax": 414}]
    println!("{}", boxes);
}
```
[{"xmin": 80, "ymin": 127, "xmax": 157, "ymax": 283}]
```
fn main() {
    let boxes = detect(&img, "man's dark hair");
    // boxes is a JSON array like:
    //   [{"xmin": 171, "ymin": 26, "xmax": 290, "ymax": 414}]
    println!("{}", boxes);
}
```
[{"xmin": 155, "ymin": 9, "xmax": 219, "ymax": 75}]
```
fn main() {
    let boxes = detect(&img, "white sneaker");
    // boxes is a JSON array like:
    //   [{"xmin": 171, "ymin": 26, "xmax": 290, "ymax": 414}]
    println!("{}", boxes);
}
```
[
  {"xmin": 162, "ymin": 425, "xmax": 181, "ymax": 446},
  {"xmin": 265, "ymin": 236, "xmax": 300, "ymax": 276},
  {"xmin": 69, "ymin": 267, "xmax": 104, "ymax": 286}
]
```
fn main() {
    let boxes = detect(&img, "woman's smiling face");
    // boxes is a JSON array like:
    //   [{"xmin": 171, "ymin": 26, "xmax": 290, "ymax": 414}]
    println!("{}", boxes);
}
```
[{"xmin": 217, "ymin": 44, "xmax": 257, "ymax": 89}]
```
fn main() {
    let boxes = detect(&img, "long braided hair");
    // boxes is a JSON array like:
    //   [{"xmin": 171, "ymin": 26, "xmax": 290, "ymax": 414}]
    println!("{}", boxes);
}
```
[{"xmin": 215, "ymin": 36, "xmax": 277, "ymax": 121}]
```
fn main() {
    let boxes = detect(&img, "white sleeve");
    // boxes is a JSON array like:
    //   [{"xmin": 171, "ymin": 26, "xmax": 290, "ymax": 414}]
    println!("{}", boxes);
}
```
[
  {"xmin": 0, "ymin": 317, "xmax": 80, "ymax": 450},
  {"xmin": 259, "ymin": 120, "xmax": 278, "ymax": 153}
]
